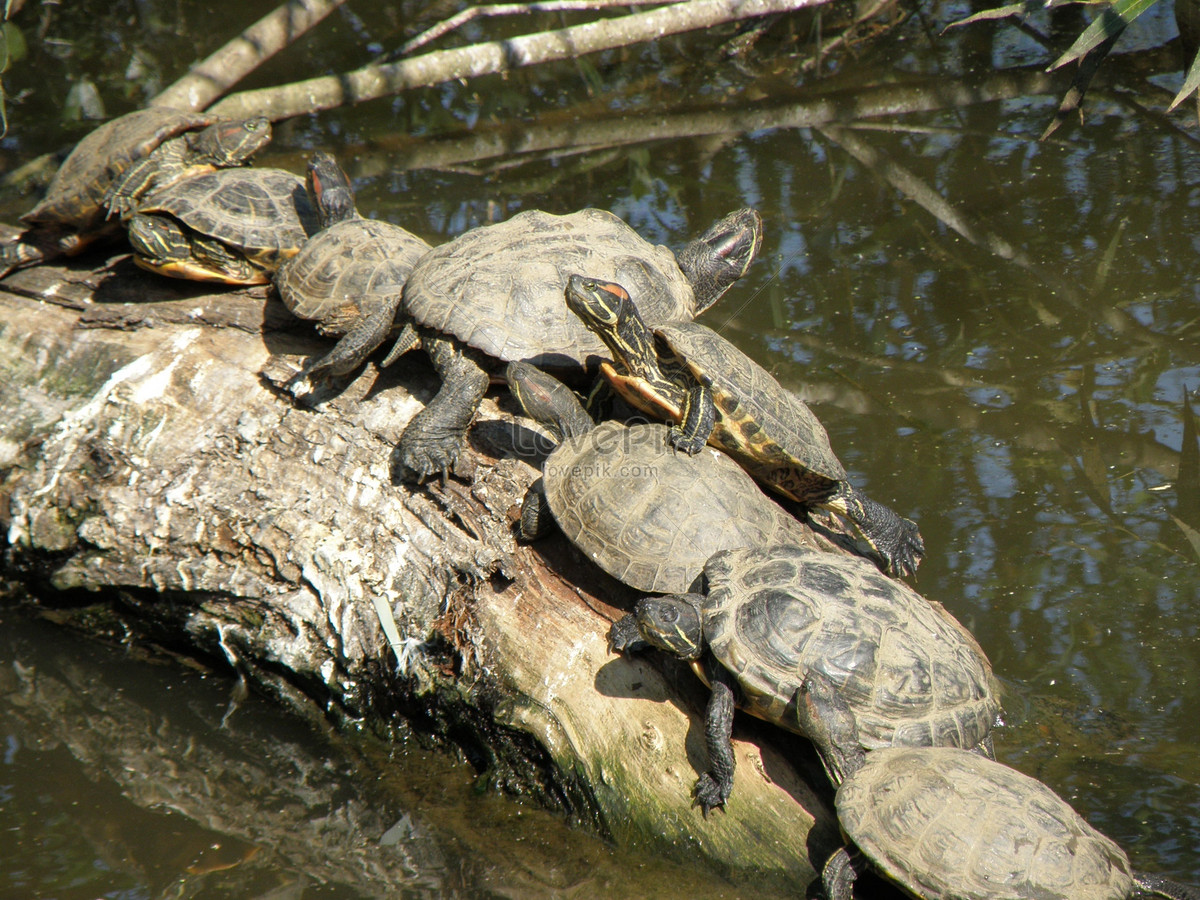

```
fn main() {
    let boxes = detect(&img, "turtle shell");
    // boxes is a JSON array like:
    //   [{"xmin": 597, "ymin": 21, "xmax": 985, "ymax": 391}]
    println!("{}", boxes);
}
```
[
  {"xmin": 837, "ymin": 747, "xmax": 1136, "ymax": 900},
  {"xmin": 23, "ymin": 107, "xmax": 215, "ymax": 231},
  {"xmin": 275, "ymin": 217, "xmax": 431, "ymax": 335},
  {"xmin": 403, "ymin": 209, "xmax": 698, "ymax": 371},
  {"xmin": 541, "ymin": 422, "xmax": 822, "ymax": 593},
  {"xmin": 134, "ymin": 167, "xmax": 318, "ymax": 277},
  {"xmin": 700, "ymin": 544, "xmax": 998, "ymax": 750},
  {"xmin": 656, "ymin": 322, "xmax": 847, "ymax": 501}
]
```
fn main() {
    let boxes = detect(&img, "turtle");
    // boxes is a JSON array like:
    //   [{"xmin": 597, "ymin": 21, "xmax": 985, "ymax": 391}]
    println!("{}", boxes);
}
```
[
  {"xmin": 607, "ymin": 543, "xmax": 1000, "ymax": 813},
  {"xmin": 0, "ymin": 107, "xmax": 272, "ymax": 278},
  {"xmin": 389, "ymin": 205, "xmax": 765, "ymax": 482},
  {"xmin": 272, "ymin": 151, "xmax": 432, "ymax": 384},
  {"xmin": 565, "ymin": 274, "xmax": 924, "ymax": 579},
  {"xmin": 507, "ymin": 361, "xmax": 826, "ymax": 593},
  {"xmin": 127, "ymin": 166, "xmax": 319, "ymax": 284},
  {"xmin": 821, "ymin": 745, "xmax": 1200, "ymax": 900}
]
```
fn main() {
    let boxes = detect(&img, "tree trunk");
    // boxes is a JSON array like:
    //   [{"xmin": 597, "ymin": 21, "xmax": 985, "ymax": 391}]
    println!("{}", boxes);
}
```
[{"xmin": 0, "ymin": 245, "xmax": 840, "ymax": 891}]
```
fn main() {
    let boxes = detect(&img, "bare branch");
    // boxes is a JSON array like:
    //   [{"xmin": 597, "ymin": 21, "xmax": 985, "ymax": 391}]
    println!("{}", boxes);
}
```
[
  {"xmin": 209, "ymin": 0, "xmax": 828, "ymax": 121},
  {"xmin": 152, "ymin": 0, "xmax": 349, "ymax": 113},
  {"xmin": 401, "ymin": 0, "xmax": 672, "ymax": 55}
]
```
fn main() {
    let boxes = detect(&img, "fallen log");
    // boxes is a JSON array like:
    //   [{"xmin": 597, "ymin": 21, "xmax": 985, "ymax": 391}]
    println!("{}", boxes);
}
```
[{"xmin": 0, "ymin": 245, "xmax": 842, "ymax": 892}]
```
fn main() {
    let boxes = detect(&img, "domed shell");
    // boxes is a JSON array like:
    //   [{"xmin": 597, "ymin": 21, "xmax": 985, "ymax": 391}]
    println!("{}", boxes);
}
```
[
  {"xmin": 656, "ymin": 322, "xmax": 847, "ymax": 496},
  {"xmin": 837, "ymin": 747, "xmax": 1136, "ymax": 900},
  {"xmin": 136, "ymin": 167, "xmax": 318, "ymax": 268},
  {"xmin": 542, "ymin": 422, "xmax": 821, "ymax": 593},
  {"xmin": 275, "ymin": 217, "xmax": 431, "ymax": 335},
  {"xmin": 700, "ymin": 545, "xmax": 998, "ymax": 749},
  {"xmin": 403, "ymin": 209, "xmax": 698, "ymax": 371},
  {"xmin": 24, "ymin": 107, "xmax": 215, "ymax": 230}
]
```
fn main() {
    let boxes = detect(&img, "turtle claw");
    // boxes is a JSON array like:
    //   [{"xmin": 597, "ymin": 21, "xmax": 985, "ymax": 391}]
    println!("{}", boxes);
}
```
[
  {"xmin": 667, "ymin": 425, "xmax": 707, "ymax": 456},
  {"xmin": 608, "ymin": 614, "xmax": 647, "ymax": 654},
  {"xmin": 396, "ymin": 427, "xmax": 463, "ymax": 484},
  {"xmin": 692, "ymin": 773, "xmax": 728, "ymax": 816}
]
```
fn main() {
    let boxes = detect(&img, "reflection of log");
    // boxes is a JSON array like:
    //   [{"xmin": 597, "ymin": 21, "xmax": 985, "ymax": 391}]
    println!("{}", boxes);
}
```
[{"xmin": 0, "ymin": 247, "xmax": 840, "ymax": 892}]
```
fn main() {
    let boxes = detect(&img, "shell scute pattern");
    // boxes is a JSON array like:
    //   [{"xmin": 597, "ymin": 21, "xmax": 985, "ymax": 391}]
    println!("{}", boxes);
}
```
[
  {"xmin": 659, "ymin": 322, "xmax": 847, "ymax": 492},
  {"xmin": 838, "ymin": 747, "xmax": 1135, "ymax": 900},
  {"xmin": 702, "ymin": 545, "xmax": 999, "ymax": 748},
  {"xmin": 142, "ymin": 168, "xmax": 315, "ymax": 259},
  {"xmin": 543, "ymin": 422, "xmax": 815, "ymax": 593},
  {"xmin": 279, "ymin": 217, "xmax": 429, "ymax": 334},
  {"xmin": 25, "ymin": 108, "xmax": 213, "ymax": 228},
  {"xmin": 404, "ymin": 209, "xmax": 695, "ymax": 368}
]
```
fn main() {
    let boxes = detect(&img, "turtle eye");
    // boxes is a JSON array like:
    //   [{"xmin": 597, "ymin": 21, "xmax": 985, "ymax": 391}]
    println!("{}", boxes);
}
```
[{"xmin": 659, "ymin": 606, "xmax": 679, "ymax": 625}]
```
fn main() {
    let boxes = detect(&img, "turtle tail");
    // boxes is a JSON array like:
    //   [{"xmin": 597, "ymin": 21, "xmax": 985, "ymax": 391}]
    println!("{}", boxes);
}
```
[{"xmin": 826, "ymin": 483, "xmax": 924, "ymax": 579}]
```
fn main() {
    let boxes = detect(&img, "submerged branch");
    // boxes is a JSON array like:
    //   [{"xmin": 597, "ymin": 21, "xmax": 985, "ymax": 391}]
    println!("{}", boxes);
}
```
[
  {"xmin": 152, "ymin": 0, "xmax": 349, "ymax": 112},
  {"xmin": 209, "ymin": 0, "xmax": 827, "ymax": 120}
]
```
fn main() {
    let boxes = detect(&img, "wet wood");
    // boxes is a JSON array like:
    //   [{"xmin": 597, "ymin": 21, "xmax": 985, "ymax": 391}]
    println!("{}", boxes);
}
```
[{"xmin": 0, "ymin": 246, "xmax": 841, "ymax": 892}]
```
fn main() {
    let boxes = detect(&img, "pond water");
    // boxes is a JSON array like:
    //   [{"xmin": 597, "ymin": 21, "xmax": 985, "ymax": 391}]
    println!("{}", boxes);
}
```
[{"xmin": 2, "ymin": 0, "xmax": 1199, "ymax": 895}]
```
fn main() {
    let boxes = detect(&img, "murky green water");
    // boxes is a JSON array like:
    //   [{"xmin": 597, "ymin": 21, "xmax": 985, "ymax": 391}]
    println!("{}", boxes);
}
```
[{"xmin": 2, "ymin": 0, "xmax": 1199, "ymax": 894}]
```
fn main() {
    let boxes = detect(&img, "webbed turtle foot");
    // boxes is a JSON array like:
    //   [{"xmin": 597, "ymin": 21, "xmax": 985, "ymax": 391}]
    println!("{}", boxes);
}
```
[
  {"xmin": 880, "ymin": 515, "xmax": 925, "ymax": 579},
  {"xmin": 396, "ymin": 424, "xmax": 464, "ymax": 484},
  {"xmin": 607, "ymin": 614, "xmax": 646, "ymax": 654},
  {"xmin": 667, "ymin": 424, "xmax": 707, "ymax": 455},
  {"xmin": 692, "ymin": 773, "xmax": 729, "ymax": 816}
]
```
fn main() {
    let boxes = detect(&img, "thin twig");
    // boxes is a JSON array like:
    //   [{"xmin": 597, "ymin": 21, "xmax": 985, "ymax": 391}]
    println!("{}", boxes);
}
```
[
  {"xmin": 402, "ymin": 0, "xmax": 671, "ymax": 55},
  {"xmin": 152, "ymin": 0, "xmax": 349, "ymax": 112}
]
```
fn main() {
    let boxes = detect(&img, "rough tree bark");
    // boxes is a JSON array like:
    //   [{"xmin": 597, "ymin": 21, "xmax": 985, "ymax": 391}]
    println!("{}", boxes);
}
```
[{"xmin": 0, "ymin": 244, "xmax": 842, "ymax": 892}]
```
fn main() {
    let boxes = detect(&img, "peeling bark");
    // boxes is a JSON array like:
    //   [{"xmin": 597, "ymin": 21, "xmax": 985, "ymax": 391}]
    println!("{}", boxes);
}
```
[{"xmin": 0, "ymin": 247, "xmax": 841, "ymax": 890}]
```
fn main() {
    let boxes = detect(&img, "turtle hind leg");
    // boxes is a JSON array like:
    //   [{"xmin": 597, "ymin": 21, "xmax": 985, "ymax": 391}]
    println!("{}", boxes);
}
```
[
  {"xmin": 824, "ymin": 482, "xmax": 924, "ymax": 578},
  {"xmin": 517, "ymin": 477, "xmax": 555, "ymax": 540},
  {"xmin": 1133, "ymin": 873, "xmax": 1200, "ymax": 900},
  {"xmin": 0, "ymin": 239, "xmax": 46, "ymax": 278},
  {"xmin": 395, "ymin": 333, "xmax": 488, "ymax": 483}
]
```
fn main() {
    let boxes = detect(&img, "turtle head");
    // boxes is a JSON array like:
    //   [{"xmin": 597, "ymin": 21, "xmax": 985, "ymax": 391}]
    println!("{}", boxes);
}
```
[
  {"xmin": 505, "ymin": 361, "xmax": 594, "ymax": 443},
  {"xmin": 306, "ymin": 151, "xmax": 358, "ymax": 228},
  {"xmin": 565, "ymin": 275, "xmax": 659, "ymax": 379},
  {"xmin": 564, "ymin": 274, "xmax": 627, "ymax": 332},
  {"xmin": 629, "ymin": 595, "xmax": 705, "ymax": 660},
  {"xmin": 190, "ymin": 116, "xmax": 272, "ymax": 166},
  {"xmin": 676, "ymin": 208, "xmax": 764, "ymax": 313}
]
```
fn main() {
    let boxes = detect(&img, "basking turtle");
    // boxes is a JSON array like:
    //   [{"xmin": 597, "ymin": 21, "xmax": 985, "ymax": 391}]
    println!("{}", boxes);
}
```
[
  {"xmin": 0, "ymin": 108, "xmax": 271, "ymax": 277},
  {"xmin": 507, "ymin": 362, "xmax": 823, "ymax": 593},
  {"xmin": 566, "ymin": 275, "xmax": 924, "ymax": 578},
  {"xmin": 272, "ymin": 151, "xmax": 432, "ymax": 384},
  {"xmin": 823, "ymin": 745, "xmax": 1200, "ymax": 900},
  {"xmin": 608, "ymin": 544, "xmax": 999, "ymax": 813},
  {"xmin": 128, "ymin": 167, "xmax": 318, "ymax": 284},
  {"xmin": 391, "ymin": 206, "xmax": 764, "ymax": 482}
]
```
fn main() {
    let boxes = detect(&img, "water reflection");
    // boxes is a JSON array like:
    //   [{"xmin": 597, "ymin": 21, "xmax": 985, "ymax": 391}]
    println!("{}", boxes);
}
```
[{"xmin": 2, "ymin": 0, "xmax": 1199, "ymax": 889}]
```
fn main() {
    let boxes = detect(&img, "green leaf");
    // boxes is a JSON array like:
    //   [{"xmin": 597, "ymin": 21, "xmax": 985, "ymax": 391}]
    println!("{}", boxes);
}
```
[
  {"xmin": 1169, "ymin": 45, "xmax": 1200, "ymax": 111},
  {"xmin": 1048, "ymin": 0, "xmax": 1154, "ymax": 71},
  {"xmin": 944, "ymin": 0, "xmax": 1082, "ymax": 30},
  {"xmin": 1177, "ymin": 388, "xmax": 1200, "ymax": 528},
  {"xmin": 1171, "ymin": 516, "xmax": 1200, "ymax": 563},
  {"xmin": 943, "ymin": 2, "xmax": 1036, "ymax": 29}
]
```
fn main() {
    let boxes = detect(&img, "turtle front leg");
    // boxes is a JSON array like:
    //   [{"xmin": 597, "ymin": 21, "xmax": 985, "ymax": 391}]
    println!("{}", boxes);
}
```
[
  {"xmin": 824, "ymin": 482, "xmax": 925, "ymax": 579},
  {"xmin": 396, "ymin": 333, "xmax": 488, "ymax": 483},
  {"xmin": 693, "ymin": 664, "xmax": 737, "ymax": 815},
  {"xmin": 288, "ymin": 295, "xmax": 404, "ymax": 387},
  {"xmin": 668, "ymin": 380, "xmax": 717, "ymax": 455}
]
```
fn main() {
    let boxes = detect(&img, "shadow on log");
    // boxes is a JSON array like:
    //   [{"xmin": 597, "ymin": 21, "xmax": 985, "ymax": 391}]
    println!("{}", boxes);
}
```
[{"xmin": 0, "ymin": 239, "xmax": 843, "ymax": 892}]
